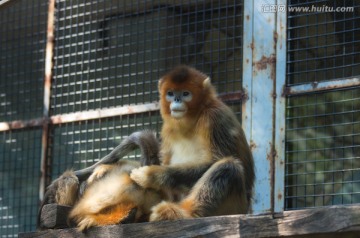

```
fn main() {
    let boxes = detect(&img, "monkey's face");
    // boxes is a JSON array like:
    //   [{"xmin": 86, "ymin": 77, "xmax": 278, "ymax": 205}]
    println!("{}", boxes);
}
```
[
  {"xmin": 165, "ymin": 90, "xmax": 192, "ymax": 118},
  {"xmin": 159, "ymin": 81, "xmax": 207, "ymax": 120},
  {"xmin": 159, "ymin": 66, "xmax": 213, "ymax": 120}
]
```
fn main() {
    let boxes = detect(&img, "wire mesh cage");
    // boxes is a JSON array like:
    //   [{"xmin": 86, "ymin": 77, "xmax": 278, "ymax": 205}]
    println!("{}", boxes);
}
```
[
  {"xmin": 0, "ymin": 129, "xmax": 42, "ymax": 235},
  {"xmin": 50, "ymin": 112, "xmax": 162, "ymax": 178},
  {"xmin": 0, "ymin": 0, "xmax": 48, "ymax": 236},
  {"xmin": 287, "ymin": 0, "xmax": 360, "ymax": 86},
  {"xmin": 51, "ymin": 0, "xmax": 243, "ymax": 114},
  {"xmin": 0, "ymin": 0, "xmax": 47, "ymax": 122},
  {"xmin": 285, "ymin": 0, "xmax": 360, "ymax": 210},
  {"xmin": 2, "ymin": 0, "xmax": 360, "ymax": 236},
  {"xmin": 286, "ymin": 87, "xmax": 360, "ymax": 209},
  {"xmin": 0, "ymin": 0, "xmax": 243, "ymax": 236},
  {"xmin": 50, "ymin": 0, "xmax": 244, "ymax": 175}
]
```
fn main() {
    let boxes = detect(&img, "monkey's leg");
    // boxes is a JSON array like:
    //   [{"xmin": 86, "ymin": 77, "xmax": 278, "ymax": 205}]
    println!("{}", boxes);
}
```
[{"xmin": 150, "ymin": 157, "xmax": 247, "ymax": 221}]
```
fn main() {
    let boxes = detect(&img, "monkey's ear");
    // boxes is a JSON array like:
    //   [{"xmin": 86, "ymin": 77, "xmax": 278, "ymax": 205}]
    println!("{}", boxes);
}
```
[
  {"xmin": 203, "ymin": 77, "xmax": 211, "ymax": 88},
  {"xmin": 158, "ymin": 77, "xmax": 164, "ymax": 91}
]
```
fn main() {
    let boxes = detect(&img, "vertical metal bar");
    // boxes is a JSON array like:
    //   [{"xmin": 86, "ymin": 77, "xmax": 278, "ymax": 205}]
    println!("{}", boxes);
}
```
[
  {"xmin": 39, "ymin": 0, "xmax": 55, "ymax": 201},
  {"xmin": 242, "ymin": 0, "xmax": 256, "ymax": 212},
  {"xmin": 242, "ymin": 0, "xmax": 278, "ymax": 214},
  {"xmin": 273, "ymin": 0, "xmax": 287, "ymax": 213},
  {"xmin": 242, "ymin": 0, "xmax": 254, "ymax": 144}
]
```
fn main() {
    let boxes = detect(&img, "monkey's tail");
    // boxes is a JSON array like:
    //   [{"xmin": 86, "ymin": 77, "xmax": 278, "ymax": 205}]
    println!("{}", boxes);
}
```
[{"xmin": 74, "ymin": 130, "xmax": 160, "ymax": 181}]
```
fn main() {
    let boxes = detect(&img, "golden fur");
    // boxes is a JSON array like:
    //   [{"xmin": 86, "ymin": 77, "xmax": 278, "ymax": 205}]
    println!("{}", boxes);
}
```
[{"xmin": 131, "ymin": 65, "xmax": 254, "ymax": 221}]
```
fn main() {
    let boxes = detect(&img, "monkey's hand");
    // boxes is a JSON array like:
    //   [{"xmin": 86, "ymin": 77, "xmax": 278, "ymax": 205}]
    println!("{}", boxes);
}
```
[
  {"xmin": 130, "ymin": 165, "xmax": 164, "ymax": 190},
  {"xmin": 87, "ymin": 164, "xmax": 114, "ymax": 185},
  {"xmin": 131, "ymin": 162, "xmax": 213, "ymax": 191}
]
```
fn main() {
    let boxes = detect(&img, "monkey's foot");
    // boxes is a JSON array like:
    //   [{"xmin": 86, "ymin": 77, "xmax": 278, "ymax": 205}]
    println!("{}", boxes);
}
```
[
  {"xmin": 53, "ymin": 170, "xmax": 79, "ymax": 206},
  {"xmin": 130, "ymin": 165, "xmax": 162, "ymax": 189},
  {"xmin": 149, "ymin": 201, "xmax": 192, "ymax": 221}
]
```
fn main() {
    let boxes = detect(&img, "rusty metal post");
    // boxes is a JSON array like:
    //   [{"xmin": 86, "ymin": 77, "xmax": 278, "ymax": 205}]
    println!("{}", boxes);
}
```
[
  {"xmin": 39, "ymin": 0, "xmax": 56, "ymax": 201},
  {"xmin": 242, "ymin": 0, "xmax": 286, "ymax": 214},
  {"xmin": 273, "ymin": 0, "xmax": 287, "ymax": 213}
]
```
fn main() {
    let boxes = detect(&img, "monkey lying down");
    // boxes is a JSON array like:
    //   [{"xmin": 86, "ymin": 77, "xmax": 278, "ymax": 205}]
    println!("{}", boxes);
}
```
[
  {"xmin": 39, "ymin": 130, "xmax": 162, "ymax": 231},
  {"xmin": 39, "ymin": 65, "xmax": 254, "ymax": 231}
]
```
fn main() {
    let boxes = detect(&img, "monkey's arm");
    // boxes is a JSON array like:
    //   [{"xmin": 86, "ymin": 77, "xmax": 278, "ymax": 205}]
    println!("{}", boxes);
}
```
[
  {"xmin": 130, "ymin": 161, "xmax": 213, "ymax": 190},
  {"xmin": 209, "ymin": 103, "xmax": 255, "ymax": 202}
]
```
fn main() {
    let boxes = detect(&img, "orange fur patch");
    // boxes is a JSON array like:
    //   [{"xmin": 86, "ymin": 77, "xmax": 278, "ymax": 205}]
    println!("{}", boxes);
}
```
[
  {"xmin": 180, "ymin": 198, "xmax": 195, "ymax": 214},
  {"xmin": 90, "ymin": 202, "xmax": 136, "ymax": 226},
  {"xmin": 120, "ymin": 173, "xmax": 133, "ymax": 185}
]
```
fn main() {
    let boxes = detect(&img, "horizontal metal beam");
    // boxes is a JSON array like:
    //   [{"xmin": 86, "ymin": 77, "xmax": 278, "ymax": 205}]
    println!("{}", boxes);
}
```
[
  {"xmin": 0, "ymin": 102, "xmax": 160, "ymax": 132},
  {"xmin": 0, "ymin": 0, "xmax": 16, "ymax": 8},
  {"xmin": 0, "ymin": 90, "xmax": 243, "ymax": 132},
  {"xmin": 50, "ymin": 102, "xmax": 160, "ymax": 124},
  {"xmin": 285, "ymin": 77, "xmax": 360, "ymax": 96}
]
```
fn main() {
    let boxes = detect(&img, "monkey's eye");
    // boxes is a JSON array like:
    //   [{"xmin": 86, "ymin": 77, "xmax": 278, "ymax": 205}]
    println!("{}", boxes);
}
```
[
  {"xmin": 167, "ymin": 91, "xmax": 174, "ymax": 97},
  {"xmin": 183, "ymin": 91, "xmax": 190, "ymax": 97}
]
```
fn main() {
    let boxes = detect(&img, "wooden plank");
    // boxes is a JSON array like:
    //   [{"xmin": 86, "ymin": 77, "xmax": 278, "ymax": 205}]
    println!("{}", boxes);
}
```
[
  {"xmin": 277, "ymin": 205, "xmax": 360, "ymax": 236},
  {"xmin": 20, "ymin": 204, "xmax": 360, "ymax": 238},
  {"xmin": 39, "ymin": 204, "xmax": 73, "ymax": 229},
  {"xmin": 21, "ymin": 215, "xmax": 242, "ymax": 238}
]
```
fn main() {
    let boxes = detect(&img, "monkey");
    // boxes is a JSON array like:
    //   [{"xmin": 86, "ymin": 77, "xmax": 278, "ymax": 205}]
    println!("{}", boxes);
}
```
[
  {"xmin": 39, "ymin": 65, "xmax": 254, "ymax": 229},
  {"xmin": 130, "ymin": 65, "xmax": 255, "ymax": 221},
  {"xmin": 38, "ymin": 130, "xmax": 162, "ymax": 231},
  {"xmin": 69, "ymin": 159, "xmax": 163, "ymax": 231}
]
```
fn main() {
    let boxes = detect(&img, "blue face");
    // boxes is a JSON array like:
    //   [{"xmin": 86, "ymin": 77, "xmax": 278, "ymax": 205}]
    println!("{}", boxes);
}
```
[{"xmin": 165, "ymin": 90, "xmax": 193, "ymax": 119}]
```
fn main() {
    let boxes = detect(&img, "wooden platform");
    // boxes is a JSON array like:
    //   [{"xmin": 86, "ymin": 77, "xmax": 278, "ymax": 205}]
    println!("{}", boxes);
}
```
[{"xmin": 20, "ymin": 204, "xmax": 360, "ymax": 238}]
